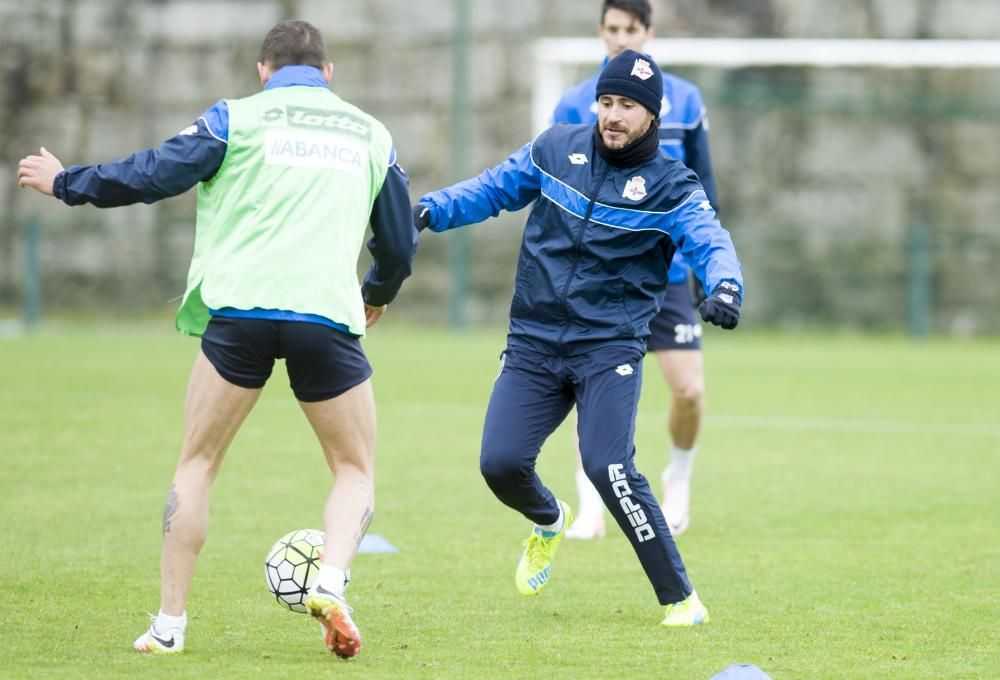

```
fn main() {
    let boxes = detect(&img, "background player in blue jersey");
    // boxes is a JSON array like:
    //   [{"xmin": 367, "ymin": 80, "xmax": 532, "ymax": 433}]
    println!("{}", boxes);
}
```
[
  {"xmin": 412, "ymin": 49, "xmax": 742, "ymax": 626},
  {"xmin": 553, "ymin": 0, "xmax": 718, "ymax": 540}
]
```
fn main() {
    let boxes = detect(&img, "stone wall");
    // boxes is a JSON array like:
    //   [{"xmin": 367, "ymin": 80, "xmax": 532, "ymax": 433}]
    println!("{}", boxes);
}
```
[{"xmin": 2, "ymin": 0, "xmax": 998, "ymax": 332}]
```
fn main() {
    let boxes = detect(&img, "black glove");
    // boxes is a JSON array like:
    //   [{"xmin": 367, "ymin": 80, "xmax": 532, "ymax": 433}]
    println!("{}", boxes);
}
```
[
  {"xmin": 698, "ymin": 280, "xmax": 742, "ymax": 329},
  {"xmin": 412, "ymin": 204, "xmax": 431, "ymax": 232}
]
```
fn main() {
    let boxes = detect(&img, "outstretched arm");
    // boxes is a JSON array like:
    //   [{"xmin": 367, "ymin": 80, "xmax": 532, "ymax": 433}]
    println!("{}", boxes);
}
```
[
  {"xmin": 417, "ymin": 142, "xmax": 542, "ymax": 232},
  {"xmin": 17, "ymin": 102, "xmax": 229, "ymax": 207}
]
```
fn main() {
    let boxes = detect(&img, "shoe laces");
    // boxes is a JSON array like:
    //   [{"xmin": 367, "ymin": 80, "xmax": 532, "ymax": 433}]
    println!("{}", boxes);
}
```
[
  {"xmin": 144, "ymin": 611, "xmax": 186, "ymax": 638},
  {"xmin": 522, "ymin": 531, "xmax": 559, "ymax": 569},
  {"xmin": 143, "ymin": 612, "xmax": 161, "ymax": 635},
  {"xmin": 666, "ymin": 594, "xmax": 698, "ymax": 616}
]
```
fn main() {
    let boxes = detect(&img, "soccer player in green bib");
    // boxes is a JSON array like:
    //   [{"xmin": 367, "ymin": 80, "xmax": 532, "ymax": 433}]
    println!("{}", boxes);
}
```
[{"xmin": 17, "ymin": 20, "xmax": 417, "ymax": 659}]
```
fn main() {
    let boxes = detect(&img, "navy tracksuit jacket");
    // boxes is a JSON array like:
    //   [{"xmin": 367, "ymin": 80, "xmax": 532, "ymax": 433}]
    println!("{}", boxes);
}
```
[{"xmin": 419, "ymin": 123, "xmax": 743, "ymax": 605}]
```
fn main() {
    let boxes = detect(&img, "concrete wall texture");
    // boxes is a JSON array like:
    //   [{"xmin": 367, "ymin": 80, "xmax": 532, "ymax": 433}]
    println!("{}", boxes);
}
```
[{"xmin": 2, "ymin": 0, "xmax": 998, "ymax": 332}]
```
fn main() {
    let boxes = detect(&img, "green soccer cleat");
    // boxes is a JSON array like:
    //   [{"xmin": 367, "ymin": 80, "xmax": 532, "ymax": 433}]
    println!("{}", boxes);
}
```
[
  {"xmin": 661, "ymin": 590, "xmax": 710, "ymax": 627},
  {"xmin": 515, "ymin": 500, "xmax": 573, "ymax": 596}
]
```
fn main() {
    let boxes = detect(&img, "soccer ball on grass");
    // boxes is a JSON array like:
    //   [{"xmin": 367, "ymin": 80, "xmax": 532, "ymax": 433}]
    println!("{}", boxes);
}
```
[{"xmin": 264, "ymin": 528, "xmax": 325, "ymax": 612}]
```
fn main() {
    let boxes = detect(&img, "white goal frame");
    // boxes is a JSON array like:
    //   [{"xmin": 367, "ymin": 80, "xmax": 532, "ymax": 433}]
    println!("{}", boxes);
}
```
[{"xmin": 532, "ymin": 38, "xmax": 1000, "ymax": 134}]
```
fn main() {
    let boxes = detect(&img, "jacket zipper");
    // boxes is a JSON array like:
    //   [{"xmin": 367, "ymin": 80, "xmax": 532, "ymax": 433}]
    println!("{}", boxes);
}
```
[{"xmin": 556, "ymin": 162, "xmax": 613, "ymax": 349}]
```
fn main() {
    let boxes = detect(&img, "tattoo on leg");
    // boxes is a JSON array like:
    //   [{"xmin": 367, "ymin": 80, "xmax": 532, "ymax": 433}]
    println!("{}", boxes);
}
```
[
  {"xmin": 162, "ymin": 483, "xmax": 179, "ymax": 535},
  {"xmin": 352, "ymin": 506, "xmax": 374, "ymax": 550}
]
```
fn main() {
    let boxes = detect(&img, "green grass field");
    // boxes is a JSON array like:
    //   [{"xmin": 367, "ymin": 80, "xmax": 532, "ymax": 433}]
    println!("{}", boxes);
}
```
[{"xmin": 1, "ymin": 322, "xmax": 997, "ymax": 679}]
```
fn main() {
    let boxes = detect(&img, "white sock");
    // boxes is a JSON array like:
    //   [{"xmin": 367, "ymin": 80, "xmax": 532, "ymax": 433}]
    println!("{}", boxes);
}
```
[
  {"xmin": 666, "ymin": 445, "xmax": 697, "ymax": 483},
  {"xmin": 575, "ymin": 469, "xmax": 604, "ymax": 520},
  {"xmin": 537, "ymin": 503, "xmax": 565, "ymax": 534},
  {"xmin": 155, "ymin": 610, "xmax": 187, "ymax": 633},
  {"xmin": 315, "ymin": 563, "xmax": 348, "ymax": 598}
]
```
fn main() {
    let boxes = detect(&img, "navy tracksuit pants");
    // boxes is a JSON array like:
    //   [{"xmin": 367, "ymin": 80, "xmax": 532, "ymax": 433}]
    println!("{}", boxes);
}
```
[{"xmin": 480, "ymin": 344, "xmax": 693, "ymax": 605}]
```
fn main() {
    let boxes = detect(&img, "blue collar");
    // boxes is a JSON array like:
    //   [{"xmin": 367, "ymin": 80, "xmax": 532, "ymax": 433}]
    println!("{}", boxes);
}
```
[{"xmin": 264, "ymin": 65, "xmax": 329, "ymax": 90}]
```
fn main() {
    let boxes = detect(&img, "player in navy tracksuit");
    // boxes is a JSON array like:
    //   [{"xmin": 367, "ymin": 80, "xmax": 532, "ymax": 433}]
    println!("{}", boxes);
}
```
[
  {"xmin": 554, "ymin": 0, "xmax": 719, "ymax": 540},
  {"xmin": 413, "ymin": 49, "xmax": 743, "ymax": 626}
]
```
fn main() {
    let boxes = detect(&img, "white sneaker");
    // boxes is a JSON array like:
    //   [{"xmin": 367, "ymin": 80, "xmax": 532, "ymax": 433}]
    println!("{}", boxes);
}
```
[
  {"xmin": 565, "ymin": 513, "xmax": 605, "ymax": 540},
  {"xmin": 133, "ymin": 616, "xmax": 184, "ymax": 654},
  {"xmin": 661, "ymin": 468, "xmax": 691, "ymax": 536}
]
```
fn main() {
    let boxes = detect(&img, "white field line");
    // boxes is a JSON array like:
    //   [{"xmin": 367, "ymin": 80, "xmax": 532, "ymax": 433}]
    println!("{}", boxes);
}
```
[
  {"xmin": 705, "ymin": 415, "xmax": 1000, "ymax": 439},
  {"xmin": 386, "ymin": 402, "xmax": 1000, "ymax": 439}
]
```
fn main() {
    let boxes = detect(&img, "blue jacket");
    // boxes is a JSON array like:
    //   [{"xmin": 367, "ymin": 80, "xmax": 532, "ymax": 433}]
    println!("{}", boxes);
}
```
[
  {"xmin": 53, "ymin": 66, "xmax": 416, "ymax": 330},
  {"xmin": 553, "ymin": 63, "xmax": 718, "ymax": 284},
  {"xmin": 419, "ymin": 124, "xmax": 743, "ymax": 355}
]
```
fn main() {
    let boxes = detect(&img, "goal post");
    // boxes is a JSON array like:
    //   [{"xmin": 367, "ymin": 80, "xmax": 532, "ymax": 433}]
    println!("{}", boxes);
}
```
[{"xmin": 532, "ymin": 37, "xmax": 1000, "ymax": 133}]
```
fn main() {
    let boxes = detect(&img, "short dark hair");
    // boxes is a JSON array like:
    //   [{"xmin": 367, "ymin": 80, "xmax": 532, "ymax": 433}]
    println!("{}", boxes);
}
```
[
  {"xmin": 259, "ymin": 20, "xmax": 328, "ymax": 70},
  {"xmin": 601, "ymin": 0, "xmax": 653, "ymax": 28}
]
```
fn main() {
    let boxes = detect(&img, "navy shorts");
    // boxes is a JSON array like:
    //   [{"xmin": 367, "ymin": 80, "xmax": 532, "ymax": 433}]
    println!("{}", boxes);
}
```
[
  {"xmin": 647, "ymin": 281, "xmax": 702, "ymax": 351},
  {"xmin": 200, "ymin": 317, "xmax": 373, "ymax": 402}
]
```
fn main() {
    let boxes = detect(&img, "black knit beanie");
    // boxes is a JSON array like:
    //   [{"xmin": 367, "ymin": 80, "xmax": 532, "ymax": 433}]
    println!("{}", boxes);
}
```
[{"xmin": 595, "ymin": 49, "xmax": 663, "ymax": 116}]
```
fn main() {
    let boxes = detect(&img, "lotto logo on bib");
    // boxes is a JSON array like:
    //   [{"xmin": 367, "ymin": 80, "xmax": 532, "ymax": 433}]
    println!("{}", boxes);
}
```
[{"xmin": 264, "ymin": 128, "xmax": 368, "ymax": 175}]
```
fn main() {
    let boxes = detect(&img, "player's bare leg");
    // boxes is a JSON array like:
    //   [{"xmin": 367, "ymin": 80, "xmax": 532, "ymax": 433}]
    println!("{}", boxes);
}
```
[
  {"xmin": 300, "ymin": 378, "xmax": 376, "ymax": 658},
  {"xmin": 566, "ymin": 421, "xmax": 605, "ymax": 539},
  {"xmin": 135, "ymin": 350, "xmax": 261, "ymax": 653},
  {"xmin": 655, "ymin": 349, "xmax": 704, "ymax": 536}
]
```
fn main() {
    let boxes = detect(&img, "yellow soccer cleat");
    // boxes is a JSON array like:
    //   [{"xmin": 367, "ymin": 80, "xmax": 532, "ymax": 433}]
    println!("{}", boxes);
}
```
[
  {"xmin": 661, "ymin": 590, "xmax": 710, "ymax": 627},
  {"xmin": 515, "ymin": 500, "xmax": 573, "ymax": 596},
  {"xmin": 305, "ymin": 585, "xmax": 362, "ymax": 659}
]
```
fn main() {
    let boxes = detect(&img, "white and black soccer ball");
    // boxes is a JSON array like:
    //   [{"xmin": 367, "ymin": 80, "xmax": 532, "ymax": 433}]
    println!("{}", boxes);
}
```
[{"xmin": 264, "ymin": 528, "xmax": 325, "ymax": 612}]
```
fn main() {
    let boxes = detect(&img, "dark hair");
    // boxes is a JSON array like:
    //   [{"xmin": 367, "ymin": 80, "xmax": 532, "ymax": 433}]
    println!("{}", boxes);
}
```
[
  {"xmin": 259, "ymin": 20, "xmax": 328, "ymax": 70},
  {"xmin": 601, "ymin": 0, "xmax": 653, "ymax": 28}
]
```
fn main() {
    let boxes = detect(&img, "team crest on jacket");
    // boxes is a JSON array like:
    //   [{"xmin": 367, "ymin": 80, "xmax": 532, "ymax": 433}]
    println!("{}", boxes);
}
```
[
  {"xmin": 631, "ymin": 58, "xmax": 654, "ymax": 81},
  {"xmin": 622, "ymin": 176, "xmax": 647, "ymax": 201}
]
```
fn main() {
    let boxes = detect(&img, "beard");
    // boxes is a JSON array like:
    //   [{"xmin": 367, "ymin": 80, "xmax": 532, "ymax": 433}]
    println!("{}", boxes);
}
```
[{"xmin": 599, "ymin": 121, "xmax": 649, "ymax": 150}]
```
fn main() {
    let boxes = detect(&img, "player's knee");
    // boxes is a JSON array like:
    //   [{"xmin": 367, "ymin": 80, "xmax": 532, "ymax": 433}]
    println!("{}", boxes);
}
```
[
  {"xmin": 672, "ymin": 380, "xmax": 705, "ymax": 409},
  {"xmin": 580, "ymin": 460, "xmax": 609, "ymax": 489},
  {"xmin": 479, "ymin": 445, "xmax": 525, "ymax": 487}
]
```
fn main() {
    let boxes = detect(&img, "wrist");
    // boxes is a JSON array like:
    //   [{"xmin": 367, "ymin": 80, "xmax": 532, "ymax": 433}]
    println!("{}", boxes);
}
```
[{"xmin": 714, "ymin": 280, "xmax": 742, "ymax": 305}]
